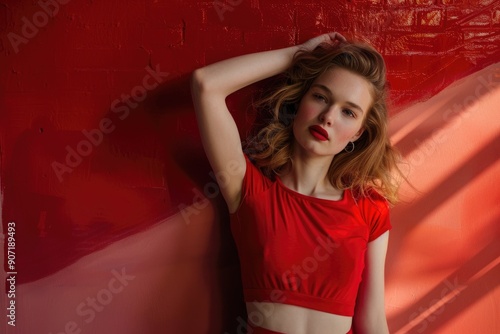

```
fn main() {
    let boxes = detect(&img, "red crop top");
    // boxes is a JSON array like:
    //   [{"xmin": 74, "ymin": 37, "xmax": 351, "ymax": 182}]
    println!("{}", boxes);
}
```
[{"xmin": 230, "ymin": 155, "xmax": 391, "ymax": 317}]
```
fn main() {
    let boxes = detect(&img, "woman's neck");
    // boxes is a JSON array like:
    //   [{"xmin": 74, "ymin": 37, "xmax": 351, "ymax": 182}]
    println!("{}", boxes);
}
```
[{"xmin": 280, "ymin": 151, "xmax": 343, "ymax": 200}]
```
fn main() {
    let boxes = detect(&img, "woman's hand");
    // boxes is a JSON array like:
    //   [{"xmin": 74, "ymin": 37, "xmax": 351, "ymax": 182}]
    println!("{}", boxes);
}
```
[{"xmin": 299, "ymin": 32, "xmax": 347, "ymax": 52}]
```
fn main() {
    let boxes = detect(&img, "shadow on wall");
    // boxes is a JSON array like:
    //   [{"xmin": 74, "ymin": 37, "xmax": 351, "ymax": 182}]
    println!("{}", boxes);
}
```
[
  {"xmin": 8, "ymin": 64, "xmax": 499, "ymax": 334},
  {"xmin": 3, "ymin": 70, "xmax": 249, "ymax": 283},
  {"xmin": 4, "ymin": 70, "xmax": 248, "ymax": 333},
  {"xmin": 386, "ymin": 63, "xmax": 500, "ymax": 334},
  {"xmin": 2, "ymin": 1, "xmax": 499, "ymax": 333}
]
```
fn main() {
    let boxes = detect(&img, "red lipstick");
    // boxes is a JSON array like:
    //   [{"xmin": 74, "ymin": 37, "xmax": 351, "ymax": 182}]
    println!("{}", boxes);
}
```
[{"xmin": 309, "ymin": 125, "xmax": 329, "ymax": 141}]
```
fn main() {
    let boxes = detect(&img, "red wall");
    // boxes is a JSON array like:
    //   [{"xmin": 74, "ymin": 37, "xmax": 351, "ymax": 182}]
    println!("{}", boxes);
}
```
[{"xmin": 1, "ymin": 0, "xmax": 499, "ymax": 333}]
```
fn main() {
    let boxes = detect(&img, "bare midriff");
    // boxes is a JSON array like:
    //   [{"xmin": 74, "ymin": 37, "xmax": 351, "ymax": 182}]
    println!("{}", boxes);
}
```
[{"xmin": 246, "ymin": 302, "xmax": 352, "ymax": 334}]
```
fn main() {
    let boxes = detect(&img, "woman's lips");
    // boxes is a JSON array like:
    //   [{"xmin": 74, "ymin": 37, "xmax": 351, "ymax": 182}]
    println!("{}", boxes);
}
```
[{"xmin": 309, "ymin": 125, "xmax": 329, "ymax": 141}]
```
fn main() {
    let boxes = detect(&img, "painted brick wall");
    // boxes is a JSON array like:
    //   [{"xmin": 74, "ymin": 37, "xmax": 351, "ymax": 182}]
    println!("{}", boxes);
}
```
[{"xmin": 0, "ymin": 0, "xmax": 498, "ymax": 333}]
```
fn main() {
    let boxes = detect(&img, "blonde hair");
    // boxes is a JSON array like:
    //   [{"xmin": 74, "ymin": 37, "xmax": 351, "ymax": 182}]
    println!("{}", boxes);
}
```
[{"xmin": 246, "ymin": 41, "xmax": 402, "ymax": 204}]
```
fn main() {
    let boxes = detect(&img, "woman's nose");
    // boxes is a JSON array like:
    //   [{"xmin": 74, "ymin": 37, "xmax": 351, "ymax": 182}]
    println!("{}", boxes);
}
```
[{"xmin": 319, "ymin": 106, "xmax": 337, "ymax": 126}]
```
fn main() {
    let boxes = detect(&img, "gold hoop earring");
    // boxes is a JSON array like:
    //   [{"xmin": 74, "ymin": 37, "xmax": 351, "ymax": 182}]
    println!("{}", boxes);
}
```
[{"xmin": 344, "ymin": 141, "xmax": 355, "ymax": 153}]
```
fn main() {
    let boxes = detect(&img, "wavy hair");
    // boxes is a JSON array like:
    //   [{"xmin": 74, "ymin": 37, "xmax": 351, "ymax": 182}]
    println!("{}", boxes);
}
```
[{"xmin": 246, "ymin": 41, "xmax": 403, "ymax": 204}]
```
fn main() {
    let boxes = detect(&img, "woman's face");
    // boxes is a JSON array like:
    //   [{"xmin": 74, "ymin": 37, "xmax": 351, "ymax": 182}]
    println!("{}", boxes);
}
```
[{"xmin": 292, "ymin": 67, "xmax": 373, "ymax": 158}]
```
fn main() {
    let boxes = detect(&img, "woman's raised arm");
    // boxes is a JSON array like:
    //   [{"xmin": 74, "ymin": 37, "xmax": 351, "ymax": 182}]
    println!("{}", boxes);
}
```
[{"xmin": 190, "ymin": 32, "xmax": 346, "ymax": 212}]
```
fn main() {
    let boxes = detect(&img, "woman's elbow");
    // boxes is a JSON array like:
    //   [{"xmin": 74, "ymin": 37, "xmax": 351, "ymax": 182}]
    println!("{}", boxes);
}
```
[
  {"xmin": 190, "ymin": 68, "xmax": 207, "ymax": 94},
  {"xmin": 191, "ymin": 68, "xmax": 228, "ymax": 104}
]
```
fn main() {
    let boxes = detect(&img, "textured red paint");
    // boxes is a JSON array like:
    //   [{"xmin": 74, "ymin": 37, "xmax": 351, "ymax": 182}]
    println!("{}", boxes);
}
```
[{"xmin": 0, "ymin": 0, "xmax": 499, "ymax": 333}]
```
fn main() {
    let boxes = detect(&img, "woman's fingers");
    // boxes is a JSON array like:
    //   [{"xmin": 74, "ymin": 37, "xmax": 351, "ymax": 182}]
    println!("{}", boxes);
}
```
[
  {"xmin": 300, "ymin": 32, "xmax": 347, "ymax": 51},
  {"xmin": 327, "ymin": 32, "xmax": 347, "ymax": 42}
]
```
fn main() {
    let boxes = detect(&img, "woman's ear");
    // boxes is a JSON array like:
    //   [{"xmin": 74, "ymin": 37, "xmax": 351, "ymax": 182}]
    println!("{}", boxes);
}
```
[{"xmin": 351, "ymin": 127, "xmax": 365, "ymax": 142}]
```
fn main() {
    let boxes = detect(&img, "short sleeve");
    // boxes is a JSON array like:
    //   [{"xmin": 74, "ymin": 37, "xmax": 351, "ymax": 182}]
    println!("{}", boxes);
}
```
[
  {"xmin": 360, "ymin": 191, "xmax": 392, "ymax": 242},
  {"xmin": 240, "ymin": 154, "xmax": 273, "ymax": 199}
]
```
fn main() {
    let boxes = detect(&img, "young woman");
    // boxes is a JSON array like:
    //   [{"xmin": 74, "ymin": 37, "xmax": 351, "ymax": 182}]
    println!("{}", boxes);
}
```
[{"xmin": 191, "ymin": 32, "xmax": 400, "ymax": 334}]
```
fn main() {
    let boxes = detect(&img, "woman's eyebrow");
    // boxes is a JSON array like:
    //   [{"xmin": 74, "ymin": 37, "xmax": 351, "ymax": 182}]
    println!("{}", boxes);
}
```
[{"xmin": 311, "ymin": 84, "xmax": 364, "ymax": 114}]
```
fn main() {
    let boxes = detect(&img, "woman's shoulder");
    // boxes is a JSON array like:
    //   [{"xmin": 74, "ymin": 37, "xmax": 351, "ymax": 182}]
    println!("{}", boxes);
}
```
[
  {"xmin": 241, "ymin": 153, "xmax": 274, "ymax": 195},
  {"xmin": 349, "ymin": 187, "xmax": 392, "ymax": 240},
  {"xmin": 350, "ymin": 186, "xmax": 390, "ymax": 215}
]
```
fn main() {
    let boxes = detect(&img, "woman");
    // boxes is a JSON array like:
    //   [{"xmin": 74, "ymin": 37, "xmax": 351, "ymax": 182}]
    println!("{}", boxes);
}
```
[{"xmin": 191, "ymin": 32, "xmax": 400, "ymax": 334}]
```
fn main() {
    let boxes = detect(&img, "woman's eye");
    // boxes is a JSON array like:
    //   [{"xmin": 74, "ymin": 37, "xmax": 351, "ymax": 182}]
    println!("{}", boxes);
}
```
[
  {"xmin": 313, "ymin": 94, "xmax": 327, "ymax": 103},
  {"xmin": 343, "ymin": 109, "xmax": 355, "ymax": 118}
]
